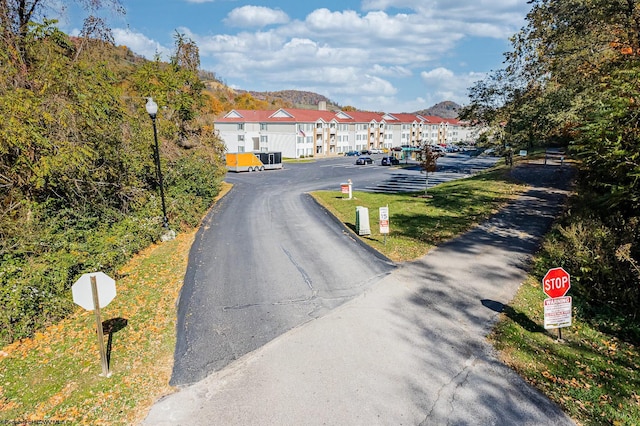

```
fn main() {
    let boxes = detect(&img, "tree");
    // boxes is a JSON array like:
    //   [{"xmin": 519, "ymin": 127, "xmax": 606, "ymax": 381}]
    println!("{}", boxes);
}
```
[
  {"xmin": 462, "ymin": 0, "xmax": 640, "ymax": 314},
  {"xmin": 0, "ymin": 17, "xmax": 228, "ymax": 344},
  {"xmin": 418, "ymin": 144, "xmax": 441, "ymax": 197},
  {"xmin": 0, "ymin": 0, "xmax": 124, "ymax": 81}
]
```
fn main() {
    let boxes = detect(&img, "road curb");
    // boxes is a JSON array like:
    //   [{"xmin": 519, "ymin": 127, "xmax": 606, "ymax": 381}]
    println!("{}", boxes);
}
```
[{"xmin": 303, "ymin": 192, "xmax": 396, "ymax": 267}]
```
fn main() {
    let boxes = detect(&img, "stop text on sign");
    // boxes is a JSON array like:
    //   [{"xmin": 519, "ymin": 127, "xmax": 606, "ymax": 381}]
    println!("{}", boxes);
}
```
[
  {"xmin": 545, "ymin": 276, "xmax": 569, "ymax": 291},
  {"xmin": 542, "ymin": 267, "xmax": 571, "ymax": 298}
]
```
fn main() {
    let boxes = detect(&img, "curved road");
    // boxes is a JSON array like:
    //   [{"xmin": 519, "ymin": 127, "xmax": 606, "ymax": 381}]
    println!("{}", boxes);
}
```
[
  {"xmin": 171, "ymin": 153, "xmax": 497, "ymax": 385},
  {"xmin": 144, "ymin": 157, "xmax": 576, "ymax": 425}
]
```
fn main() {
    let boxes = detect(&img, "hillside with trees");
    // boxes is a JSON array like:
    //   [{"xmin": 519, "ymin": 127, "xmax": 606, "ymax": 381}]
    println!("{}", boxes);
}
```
[
  {"xmin": 0, "ymin": 1, "xmax": 227, "ymax": 345},
  {"xmin": 414, "ymin": 101, "xmax": 462, "ymax": 118},
  {"xmin": 460, "ymin": 0, "xmax": 640, "ymax": 326},
  {"xmin": 238, "ymin": 90, "xmax": 340, "ymax": 110}
]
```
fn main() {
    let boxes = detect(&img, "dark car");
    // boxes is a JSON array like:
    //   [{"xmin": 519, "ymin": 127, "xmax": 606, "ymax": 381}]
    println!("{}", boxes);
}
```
[
  {"xmin": 356, "ymin": 156, "xmax": 373, "ymax": 165},
  {"xmin": 381, "ymin": 156, "xmax": 400, "ymax": 166},
  {"xmin": 360, "ymin": 150, "xmax": 372, "ymax": 155},
  {"xmin": 345, "ymin": 150, "xmax": 360, "ymax": 156}
]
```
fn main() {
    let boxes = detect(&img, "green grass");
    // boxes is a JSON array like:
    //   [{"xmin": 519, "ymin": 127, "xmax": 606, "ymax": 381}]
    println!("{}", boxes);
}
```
[
  {"xmin": 3, "ymin": 164, "xmax": 638, "ymax": 426},
  {"xmin": 283, "ymin": 157, "xmax": 315, "ymax": 163},
  {"xmin": 313, "ymin": 162, "xmax": 640, "ymax": 425},
  {"xmin": 311, "ymin": 166, "xmax": 525, "ymax": 262},
  {"xmin": 0, "ymin": 233, "xmax": 191, "ymax": 425},
  {"xmin": 489, "ymin": 277, "xmax": 640, "ymax": 425},
  {"xmin": 0, "ymin": 183, "xmax": 232, "ymax": 425}
]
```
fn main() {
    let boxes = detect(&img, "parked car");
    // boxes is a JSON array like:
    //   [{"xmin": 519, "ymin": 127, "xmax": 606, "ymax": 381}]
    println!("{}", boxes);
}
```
[
  {"xmin": 360, "ymin": 149, "xmax": 371, "ymax": 155},
  {"xmin": 370, "ymin": 148, "xmax": 382, "ymax": 154},
  {"xmin": 356, "ymin": 156, "xmax": 373, "ymax": 165},
  {"xmin": 381, "ymin": 156, "xmax": 400, "ymax": 166},
  {"xmin": 345, "ymin": 150, "xmax": 360, "ymax": 156}
]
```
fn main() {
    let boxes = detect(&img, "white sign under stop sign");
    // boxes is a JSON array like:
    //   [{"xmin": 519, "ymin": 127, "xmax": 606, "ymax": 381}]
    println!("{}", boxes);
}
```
[
  {"xmin": 72, "ymin": 272, "xmax": 116, "ymax": 310},
  {"xmin": 71, "ymin": 272, "xmax": 116, "ymax": 377},
  {"xmin": 379, "ymin": 206, "xmax": 389, "ymax": 234}
]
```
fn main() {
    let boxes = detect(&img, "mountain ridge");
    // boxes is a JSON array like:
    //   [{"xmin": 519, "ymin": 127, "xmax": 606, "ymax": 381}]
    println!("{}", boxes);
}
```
[{"xmin": 209, "ymin": 83, "xmax": 461, "ymax": 118}]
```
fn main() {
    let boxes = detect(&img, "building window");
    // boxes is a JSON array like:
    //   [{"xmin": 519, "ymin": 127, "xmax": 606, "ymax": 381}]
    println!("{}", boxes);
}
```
[
  {"xmin": 237, "ymin": 123, "xmax": 244, "ymax": 130},
  {"xmin": 238, "ymin": 134, "xmax": 244, "ymax": 141},
  {"xmin": 260, "ymin": 123, "xmax": 267, "ymax": 131},
  {"xmin": 260, "ymin": 135, "xmax": 268, "ymax": 143}
]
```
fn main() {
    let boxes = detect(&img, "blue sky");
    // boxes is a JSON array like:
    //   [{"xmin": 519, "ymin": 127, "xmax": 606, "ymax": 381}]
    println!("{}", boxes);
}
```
[{"xmin": 54, "ymin": 0, "xmax": 531, "ymax": 113}]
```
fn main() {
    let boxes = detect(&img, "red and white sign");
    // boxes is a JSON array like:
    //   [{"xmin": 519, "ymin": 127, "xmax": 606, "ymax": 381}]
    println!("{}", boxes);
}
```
[
  {"xmin": 544, "ymin": 296, "xmax": 572, "ymax": 329},
  {"xmin": 542, "ymin": 267, "xmax": 570, "ymax": 298},
  {"xmin": 379, "ymin": 206, "xmax": 389, "ymax": 234}
]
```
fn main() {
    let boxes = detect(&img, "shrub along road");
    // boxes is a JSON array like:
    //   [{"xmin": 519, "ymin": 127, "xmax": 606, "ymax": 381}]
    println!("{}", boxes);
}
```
[{"xmin": 144, "ymin": 160, "xmax": 576, "ymax": 425}]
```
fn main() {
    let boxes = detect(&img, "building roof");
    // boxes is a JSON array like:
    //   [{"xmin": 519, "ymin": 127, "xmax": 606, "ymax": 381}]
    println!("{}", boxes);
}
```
[{"xmin": 216, "ymin": 108, "xmax": 463, "ymax": 126}]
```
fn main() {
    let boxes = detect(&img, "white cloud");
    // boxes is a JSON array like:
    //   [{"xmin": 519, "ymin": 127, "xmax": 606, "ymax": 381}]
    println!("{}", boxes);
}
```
[
  {"xmin": 421, "ymin": 67, "xmax": 456, "ymax": 81},
  {"xmin": 187, "ymin": 2, "xmax": 494, "ymax": 110},
  {"xmin": 112, "ymin": 28, "xmax": 171, "ymax": 60},
  {"xmin": 420, "ymin": 67, "xmax": 487, "ymax": 105},
  {"xmin": 370, "ymin": 65, "xmax": 412, "ymax": 78},
  {"xmin": 361, "ymin": 0, "xmax": 421, "ymax": 11},
  {"xmin": 362, "ymin": 0, "xmax": 528, "ymax": 38},
  {"xmin": 99, "ymin": 1, "xmax": 531, "ymax": 111},
  {"xmin": 224, "ymin": 6, "xmax": 290, "ymax": 28}
]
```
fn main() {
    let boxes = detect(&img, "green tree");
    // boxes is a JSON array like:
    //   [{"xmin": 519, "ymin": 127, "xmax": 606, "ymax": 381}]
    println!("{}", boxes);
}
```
[
  {"xmin": 462, "ymin": 0, "xmax": 640, "ymax": 314},
  {"xmin": 0, "ymin": 12, "xmax": 227, "ymax": 344},
  {"xmin": 0, "ymin": 0, "xmax": 124, "ymax": 80}
]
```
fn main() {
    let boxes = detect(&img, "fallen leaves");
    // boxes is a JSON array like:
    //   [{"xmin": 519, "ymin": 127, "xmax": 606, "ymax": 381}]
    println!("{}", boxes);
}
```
[{"xmin": 0, "ymin": 229, "xmax": 197, "ymax": 424}]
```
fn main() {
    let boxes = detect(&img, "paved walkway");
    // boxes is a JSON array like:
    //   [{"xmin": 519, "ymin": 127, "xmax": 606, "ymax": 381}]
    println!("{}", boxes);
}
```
[{"xmin": 143, "ymin": 162, "xmax": 575, "ymax": 425}]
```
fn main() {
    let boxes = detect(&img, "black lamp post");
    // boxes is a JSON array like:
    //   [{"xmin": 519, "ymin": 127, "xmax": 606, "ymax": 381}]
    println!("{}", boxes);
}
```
[{"xmin": 145, "ymin": 97, "xmax": 169, "ymax": 229}]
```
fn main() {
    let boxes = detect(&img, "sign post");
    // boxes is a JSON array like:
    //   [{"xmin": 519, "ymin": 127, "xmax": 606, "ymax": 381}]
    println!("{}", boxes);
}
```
[
  {"xmin": 72, "ymin": 272, "xmax": 116, "ymax": 377},
  {"xmin": 91, "ymin": 275, "xmax": 110, "ymax": 377},
  {"xmin": 542, "ymin": 267, "xmax": 571, "ymax": 340},
  {"xmin": 379, "ymin": 206, "xmax": 389, "ymax": 245},
  {"xmin": 340, "ymin": 179, "xmax": 353, "ymax": 200}
]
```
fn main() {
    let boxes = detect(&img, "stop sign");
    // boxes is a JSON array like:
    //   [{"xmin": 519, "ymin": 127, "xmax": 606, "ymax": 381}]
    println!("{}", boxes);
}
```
[
  {"xmin": 72, "ymin": 272, "xmax": 116, "ymax": 311},
  {"xmin": 542, "ymin": 267, "xmax": 570, "ymax": 298}
]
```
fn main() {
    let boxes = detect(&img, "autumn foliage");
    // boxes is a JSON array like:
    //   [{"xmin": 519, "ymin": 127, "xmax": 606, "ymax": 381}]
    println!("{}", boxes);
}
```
[{"xmin": 0, "ymin": 19, "xmax": 226, "ymax": 345}]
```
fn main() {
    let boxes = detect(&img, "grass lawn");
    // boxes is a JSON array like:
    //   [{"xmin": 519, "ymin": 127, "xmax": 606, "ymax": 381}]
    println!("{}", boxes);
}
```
[
  {"xmin": 312, "ymin": 163, "xmax": 640, "ymax": 425},
  {"xmin": 310, "ymin": 166, "xmax": 526, "ymax": 262},
  {"xmin": 2, "ymin": 164, "xmax": 638, "ymax": 425},
  {"xmin": 0, "ymin": 183, "xmax": 231, "ymax": 425},
  {"xmin": 489, "ymin": 277, "xmax": 640, "ymax": 425},
  {"xmin": 0, "ymin": 233, "xmax": 189, "ymax": 425}
]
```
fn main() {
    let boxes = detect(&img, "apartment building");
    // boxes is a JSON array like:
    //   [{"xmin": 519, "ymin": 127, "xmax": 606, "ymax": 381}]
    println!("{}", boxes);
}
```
[{"xmin": 214, "ymin": 107, "xmax": 476, "ymax": 159}]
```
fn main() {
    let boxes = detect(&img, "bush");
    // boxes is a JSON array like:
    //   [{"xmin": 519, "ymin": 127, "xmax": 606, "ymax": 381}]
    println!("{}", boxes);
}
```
[
  {"xmin": 534, "ymin": 200, "xmax": 640, "ymax": 341},
  {"xmin": 0, "ymin": 173, "xmax": 222, "ymax": 346}
]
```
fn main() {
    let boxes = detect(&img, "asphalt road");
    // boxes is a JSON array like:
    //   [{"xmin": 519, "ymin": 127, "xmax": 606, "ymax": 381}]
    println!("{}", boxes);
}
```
[
  {"xmin": 170, "ymin": 153, "xmax": 498, "ymax": 385},
  {"xmin": 144, "ymin": 159, "xmax": 576, "ymax": 425}
]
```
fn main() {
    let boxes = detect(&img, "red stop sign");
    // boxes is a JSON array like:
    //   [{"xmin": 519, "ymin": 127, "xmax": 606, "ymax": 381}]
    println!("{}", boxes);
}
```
[{"xmin": 542, "ymin": 267, "xmax": 571, "ymax": 298}]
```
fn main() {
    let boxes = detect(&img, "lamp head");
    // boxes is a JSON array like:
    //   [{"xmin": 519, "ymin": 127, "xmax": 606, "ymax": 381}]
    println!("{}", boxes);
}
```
[{"xmin": 145, "ymin": 97, "xmax": 158, "ymax": 118}]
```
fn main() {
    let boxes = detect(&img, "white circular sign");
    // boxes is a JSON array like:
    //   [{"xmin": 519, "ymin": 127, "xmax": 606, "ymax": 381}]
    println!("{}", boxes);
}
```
[{"xmin": 72, "ymin": 272, "xmax": 116, "ymax": 311}]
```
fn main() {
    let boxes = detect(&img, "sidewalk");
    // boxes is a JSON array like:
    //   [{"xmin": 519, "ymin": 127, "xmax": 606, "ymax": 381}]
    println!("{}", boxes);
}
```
[{"xmin": 143, "ymin": 163, "xmax": 575, "ymax": 425}]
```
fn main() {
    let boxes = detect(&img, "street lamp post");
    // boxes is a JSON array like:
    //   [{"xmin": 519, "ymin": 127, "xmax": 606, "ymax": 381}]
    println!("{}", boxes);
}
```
[{"xmin": 145, "ymin": 97, "xmax": 169, "ymax": 229}]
